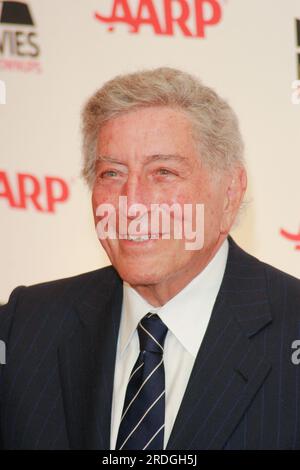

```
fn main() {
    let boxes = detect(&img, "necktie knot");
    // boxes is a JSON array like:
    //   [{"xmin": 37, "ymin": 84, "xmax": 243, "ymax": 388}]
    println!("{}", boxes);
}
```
[{"xmin": 137, "ymin": 313, "xmax": 168, "ymax": 354}]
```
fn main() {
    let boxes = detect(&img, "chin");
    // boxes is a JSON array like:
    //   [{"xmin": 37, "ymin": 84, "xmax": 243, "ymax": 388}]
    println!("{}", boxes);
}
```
[{"xmin": 114, "ymin": 264, "xmax": 164, "ymax": 287}]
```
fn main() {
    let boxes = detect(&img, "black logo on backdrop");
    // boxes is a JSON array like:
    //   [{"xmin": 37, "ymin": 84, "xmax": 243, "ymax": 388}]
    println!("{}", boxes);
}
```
[
  {"xmin": 0, "ymin": 1, "xmax": 34, "ymax": 25},
  {"xmin": 0, "ymin": 1, "xmax": 41, "ymax": 72}
]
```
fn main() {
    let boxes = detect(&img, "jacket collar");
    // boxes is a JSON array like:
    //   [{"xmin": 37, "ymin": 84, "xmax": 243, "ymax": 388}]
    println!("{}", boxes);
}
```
[
  {"xmin": 57, "ymin": 267, "xmax": 123, "ymax": 449},
  {"xmin": 58, "ymin": 237, "xmax": 272, "ymax": 449},
  {"xmin": 166, "ymin": 236, "xmax": 272, "ymax": 449}
]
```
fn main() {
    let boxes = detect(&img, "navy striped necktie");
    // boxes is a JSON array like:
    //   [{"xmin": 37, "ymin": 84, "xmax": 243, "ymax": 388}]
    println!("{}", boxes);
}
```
[{"xmin": 116, "ymin": 312, "xmax": 168, "ymax": 450}]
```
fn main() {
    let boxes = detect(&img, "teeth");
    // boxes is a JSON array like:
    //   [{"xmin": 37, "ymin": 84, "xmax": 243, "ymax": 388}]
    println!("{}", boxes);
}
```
[
  {"xmin": 120, "ymin": 234, "xmax": 161, "ymax": 241},
  {"xmin": 127, "ymin": 235, "xmax": 150, "ymax": 241}
]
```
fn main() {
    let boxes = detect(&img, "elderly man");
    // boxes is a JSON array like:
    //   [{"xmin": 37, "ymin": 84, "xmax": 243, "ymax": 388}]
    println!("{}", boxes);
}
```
[{"xmin": 1, "ymin": 68, "xmax": 300, "ymax": 450}]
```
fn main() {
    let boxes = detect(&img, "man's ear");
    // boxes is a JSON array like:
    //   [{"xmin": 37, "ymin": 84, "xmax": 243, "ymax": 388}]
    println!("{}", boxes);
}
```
[{"xmin": 220, "ymin": 166, "xmax": 247, "ymax": 234}]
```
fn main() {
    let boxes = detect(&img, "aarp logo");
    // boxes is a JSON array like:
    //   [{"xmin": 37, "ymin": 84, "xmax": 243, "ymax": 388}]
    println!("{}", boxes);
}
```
[{"xmin": 94, "ymin": 0, "xmax": 224, "ymax": 38}]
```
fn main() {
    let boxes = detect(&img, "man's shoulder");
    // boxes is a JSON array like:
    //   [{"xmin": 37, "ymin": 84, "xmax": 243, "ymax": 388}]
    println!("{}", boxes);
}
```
[
  {"xmin": 6, "ymin": 265, "xmax": 118, "ymax": 303},
  {"xmin": 0, "ymin": 265, "xmax": 121, "ymax": 334},
  {"xmin": 243, "ymin": 244, "xmax": 299, "ymax": 291},
  {"xmin": 261, "ymin": 258, "xmax": 300, "ymax": 312},
  {"xmin": 229, "ymin": 237, "xmax": 300, "ymax": 309},
  {"xmin": 19, "ymin": 264, "xmax": 119, "ymax": 298}
]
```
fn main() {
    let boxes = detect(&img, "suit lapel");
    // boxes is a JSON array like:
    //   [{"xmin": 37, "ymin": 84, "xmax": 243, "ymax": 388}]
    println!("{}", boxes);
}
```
[
  {"xmin": 166, "ymin": 238, "xmax": 273, "ymax": 450},
  {"xmin": 57, "ymin": 267, "xmax": 123, "ymax": 449},
  {"xmin": 57, "ymin": 238, "xmax": 273, "ymax": 450}
]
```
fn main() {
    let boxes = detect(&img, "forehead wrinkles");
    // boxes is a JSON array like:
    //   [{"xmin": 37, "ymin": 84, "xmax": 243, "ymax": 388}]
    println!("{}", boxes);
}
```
[{"xmin": 96, "ymin": 107, "xmax": 199, "ymax": 169}]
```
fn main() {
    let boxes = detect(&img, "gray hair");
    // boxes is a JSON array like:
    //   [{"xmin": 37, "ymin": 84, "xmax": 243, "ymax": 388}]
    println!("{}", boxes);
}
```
[{"xmin": 81, "ymin": 67, "xmax": 245, "ymax": 187}]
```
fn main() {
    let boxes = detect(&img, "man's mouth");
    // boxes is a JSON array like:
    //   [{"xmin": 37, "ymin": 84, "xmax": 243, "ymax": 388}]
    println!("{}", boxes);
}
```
[{"xmin": 119, "ymin": 234, "xmax": 165, "ymax": 241}]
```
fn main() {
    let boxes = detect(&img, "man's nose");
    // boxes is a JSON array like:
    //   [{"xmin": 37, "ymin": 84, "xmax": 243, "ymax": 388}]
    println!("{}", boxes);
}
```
[
  {"xmin": 121, "ymin": 174, "xmax": 150, "ymax": 218},
  {"xmin": 122, "ymin": 174, "xmax": 144, "ymax": 204}
]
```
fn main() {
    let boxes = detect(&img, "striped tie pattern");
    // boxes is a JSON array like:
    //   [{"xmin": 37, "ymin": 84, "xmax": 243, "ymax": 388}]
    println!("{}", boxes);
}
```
[{"xmin": 116, "ymin": 313, "xmax": 168, "ymax": 450}]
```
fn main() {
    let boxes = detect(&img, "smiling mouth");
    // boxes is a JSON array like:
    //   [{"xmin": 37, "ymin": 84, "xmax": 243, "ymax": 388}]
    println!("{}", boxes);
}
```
[{"xmin": 119, "ymin": 234, "xmax": 168, "ymax": 241}]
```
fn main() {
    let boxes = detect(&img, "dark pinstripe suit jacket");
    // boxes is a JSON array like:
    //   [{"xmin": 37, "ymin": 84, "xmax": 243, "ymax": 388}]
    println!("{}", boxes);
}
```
[{"xmin": 1, "ymin": 237, "xmax": 300, "ymax": 449}]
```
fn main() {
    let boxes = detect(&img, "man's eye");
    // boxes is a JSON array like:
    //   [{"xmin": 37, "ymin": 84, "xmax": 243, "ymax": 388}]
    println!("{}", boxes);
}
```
[
  {"xmin": 101, "ymin": 170, "xmax": 118, "ymax": 178},
  {"xmin": 156, "ymin": 168, "xmax": 173, "ymax": 175}
]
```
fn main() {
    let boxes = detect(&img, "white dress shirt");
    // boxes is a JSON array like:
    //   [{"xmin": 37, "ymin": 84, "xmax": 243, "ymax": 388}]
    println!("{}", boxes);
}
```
[{"xmin": 110, "ymin": 238, "xmax": 229, "ymax": 449}]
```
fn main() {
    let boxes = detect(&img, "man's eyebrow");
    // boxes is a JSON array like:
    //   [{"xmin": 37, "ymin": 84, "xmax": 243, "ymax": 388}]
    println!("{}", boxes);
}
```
[
  {"xmin": 144, "ymin": 154, "xmax": 188, "ymax": 163},
  {"xmin": 96, "ymin": 155, "xmax": 126, "ymax": 165},
  {"xmin": 96, "ymin": 154, "xmax": 188, "ymax": 164}
]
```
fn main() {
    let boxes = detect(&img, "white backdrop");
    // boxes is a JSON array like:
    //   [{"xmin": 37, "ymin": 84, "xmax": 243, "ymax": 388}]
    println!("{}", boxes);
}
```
[{"xmin": 0, "ymin": 0, "xmax": 299, "ymax": 303}]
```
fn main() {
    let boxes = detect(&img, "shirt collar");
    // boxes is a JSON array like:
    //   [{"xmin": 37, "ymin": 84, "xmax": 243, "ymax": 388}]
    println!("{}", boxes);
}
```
[{"xmin": 118, "ymin": 238, "xmax": 229, "ymax": 358}]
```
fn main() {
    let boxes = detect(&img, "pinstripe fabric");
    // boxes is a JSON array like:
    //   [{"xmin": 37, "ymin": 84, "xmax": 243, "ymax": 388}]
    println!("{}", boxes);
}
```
[
  {"xmin": 116, "ymin": 313, "xmax": 168, "ymax": 450},
  {"xmin": 0, "ymin": 236, "xmax": 300, "ymax": 449}
]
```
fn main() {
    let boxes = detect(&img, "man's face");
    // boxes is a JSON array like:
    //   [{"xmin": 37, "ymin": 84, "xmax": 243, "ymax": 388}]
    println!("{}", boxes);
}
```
[{"xmin": 92, "ymin": 106, "xmax": 236, "ymax": 292}]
